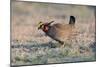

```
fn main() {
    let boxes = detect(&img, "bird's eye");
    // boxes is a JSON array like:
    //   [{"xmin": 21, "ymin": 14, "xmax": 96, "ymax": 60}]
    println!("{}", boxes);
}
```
[
  {"xmin": 40, "ymin": 25, "xmax": 43, "ymax": 28},
  {"xmin": 39, "ymin": 24, "xmax": 44, "ymax": 29}
]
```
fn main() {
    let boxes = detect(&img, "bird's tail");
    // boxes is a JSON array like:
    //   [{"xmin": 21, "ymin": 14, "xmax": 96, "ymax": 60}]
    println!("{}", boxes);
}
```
[{"xmin": 69, "ymin": 16, "xmax": 75, "ymax": 25}]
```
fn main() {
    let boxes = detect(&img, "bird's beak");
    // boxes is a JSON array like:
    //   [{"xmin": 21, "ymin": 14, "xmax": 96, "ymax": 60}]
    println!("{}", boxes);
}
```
[
  {"xmin": 38, "ymin": 26, "xmax": 41, "ymax": 30},
  {"xmin": 37, "ymin": 24, "xmax": 41, "ymax": 30}
]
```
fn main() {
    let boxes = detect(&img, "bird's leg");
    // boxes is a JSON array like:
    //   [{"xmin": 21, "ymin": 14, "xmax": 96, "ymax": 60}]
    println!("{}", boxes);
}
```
[
  {"xmin": 58, "ymin": 41, "xmax": 66, "ymax": 48},
  {"xmin": 59, "ymin": 41, "xmax": 64, "ymax": 45},
  {"xmin": 61, "ymin": 42, "xmax": 66, "ymax": 48}
]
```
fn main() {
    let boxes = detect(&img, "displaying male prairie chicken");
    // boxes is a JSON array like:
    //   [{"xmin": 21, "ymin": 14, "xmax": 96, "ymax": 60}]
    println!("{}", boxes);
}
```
[{"xmin": 38, "ymin": 16, "xmax": 78, "ymax": 46}]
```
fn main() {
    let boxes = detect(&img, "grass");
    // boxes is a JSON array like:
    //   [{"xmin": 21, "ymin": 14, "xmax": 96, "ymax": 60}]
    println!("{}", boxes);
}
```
[
  {"xmin": 11, "ymin": 41, "xmax": 96, "ymax": 65},
  {"xmin": 11, "ymin": 1, "xmax": 96, "ymax": 66}
]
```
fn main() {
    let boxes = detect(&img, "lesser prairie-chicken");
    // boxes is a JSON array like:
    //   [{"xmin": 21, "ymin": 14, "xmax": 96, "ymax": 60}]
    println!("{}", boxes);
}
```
[{"xmin": 38, "ymin": 16, "xmax": 78, "ymax": 46}]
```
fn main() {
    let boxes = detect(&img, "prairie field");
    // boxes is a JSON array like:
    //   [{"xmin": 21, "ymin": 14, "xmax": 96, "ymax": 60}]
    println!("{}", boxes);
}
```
[{"xmin": 11, "ymin": 1, "xmax": 96, "ymax": 66}]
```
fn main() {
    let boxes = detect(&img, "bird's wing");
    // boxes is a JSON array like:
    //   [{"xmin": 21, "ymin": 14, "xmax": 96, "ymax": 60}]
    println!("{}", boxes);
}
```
[
  {"xmin": 53, "ymin": 23, "xmax": 74, "ymax": 31},
  {"xmin": 52, "ymin": 23, "xmax": 78, "ymax": 41}
]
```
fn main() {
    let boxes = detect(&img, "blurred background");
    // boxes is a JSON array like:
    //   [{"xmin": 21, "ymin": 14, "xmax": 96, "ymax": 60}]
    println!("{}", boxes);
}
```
[{"xmin": 11, "ymin": 0, "xmax": 96, "ymax": 66}]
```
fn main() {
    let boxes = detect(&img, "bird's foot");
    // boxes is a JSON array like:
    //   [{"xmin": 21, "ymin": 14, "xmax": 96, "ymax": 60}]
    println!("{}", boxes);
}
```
[{"xmin": 60, "ymin": 42, "xmax": 66, "ymax": 48}]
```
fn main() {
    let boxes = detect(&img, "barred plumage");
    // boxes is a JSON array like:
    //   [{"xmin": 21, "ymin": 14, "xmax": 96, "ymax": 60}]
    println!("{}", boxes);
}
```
[{"xmin": 38, "ymin": 16, "xmax": 78, "ymax": 46}]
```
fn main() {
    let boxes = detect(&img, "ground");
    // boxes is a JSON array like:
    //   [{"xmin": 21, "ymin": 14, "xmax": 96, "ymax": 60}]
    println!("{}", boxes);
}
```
[{"xmin": 11, "ymin": 1, "xmax": 96, "ymax": 66}]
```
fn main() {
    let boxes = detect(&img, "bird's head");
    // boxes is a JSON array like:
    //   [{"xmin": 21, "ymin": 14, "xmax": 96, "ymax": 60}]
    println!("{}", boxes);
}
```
[
  {"xmin": 37, "ymin": 21, "xmax": 44, "ymax": 30},
  {"xmin": 37, "ymin": 21, "xmax": 54, "ymax": 30}
]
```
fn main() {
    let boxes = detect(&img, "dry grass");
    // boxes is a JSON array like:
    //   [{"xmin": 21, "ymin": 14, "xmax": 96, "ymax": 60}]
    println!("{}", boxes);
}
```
[{"xmin": 11, "ymin": 1, "xmax": 96, "ymax": 66}]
